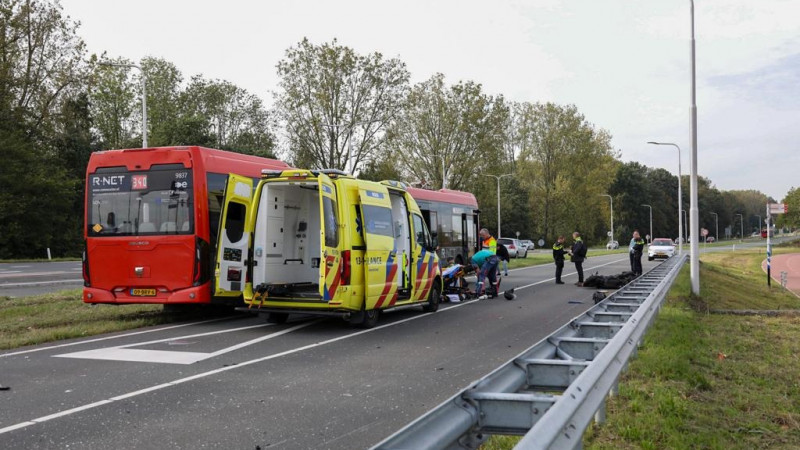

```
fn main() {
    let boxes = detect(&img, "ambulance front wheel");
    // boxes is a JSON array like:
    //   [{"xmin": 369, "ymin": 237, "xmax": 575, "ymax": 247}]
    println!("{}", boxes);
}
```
[{"xmin": 422, "ymin": 282, "xmax": 441, "ymax": 313}]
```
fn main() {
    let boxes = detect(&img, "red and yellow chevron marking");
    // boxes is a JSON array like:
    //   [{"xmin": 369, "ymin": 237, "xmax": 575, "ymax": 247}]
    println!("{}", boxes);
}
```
[
  {"xmin": 374, "ymin": 257, "xmax": 399, "ymax": 309},
  {"xmin": 418, "ymin": 254, "xmax": 439, "ymax": 301},
  {"xmin": 323, "ymin": 255, "xmax": 342, "ymax": 301}
]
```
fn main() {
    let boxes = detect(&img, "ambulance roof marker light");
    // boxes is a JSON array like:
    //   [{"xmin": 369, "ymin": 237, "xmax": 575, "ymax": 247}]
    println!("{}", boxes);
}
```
[{"xmin": 261, "ymin": 169, "xmax": 283, "ymax": 179}]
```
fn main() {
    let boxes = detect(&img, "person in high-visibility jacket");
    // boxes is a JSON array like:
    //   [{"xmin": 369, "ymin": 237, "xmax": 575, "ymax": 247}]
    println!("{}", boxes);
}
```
[
  {"xmin": 631, "ymin": 230, "xmax": 646, "ymax": 276},
  {"xmin": 479, "ymin": 228, "xmax": 497, "ymax": 254},
  {"xmin": 552, "ymin": 236, "xmax": 568, "ymax": 284}
]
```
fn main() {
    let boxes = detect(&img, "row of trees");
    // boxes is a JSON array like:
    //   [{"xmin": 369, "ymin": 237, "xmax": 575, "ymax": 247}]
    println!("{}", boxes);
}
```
[{"xmin": 0, "ymin": 0, "xmax": 792, "ymax": 258}]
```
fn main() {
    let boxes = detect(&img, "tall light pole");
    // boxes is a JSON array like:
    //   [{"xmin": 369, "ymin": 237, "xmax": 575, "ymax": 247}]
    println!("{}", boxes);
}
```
[
  {"xmin": 710, "ymin": 212, "xmax": 718, "ymax": 242},
  {"xmin": 99, "ymin": 62, "xmax": 147, "ymax": 148},
  {"xmin": 482, "ymin": 173, "xmax": 513, "ymax": 238},
  {"xmin": 735, "ymin": 213, "xmax": 743, "ymax": 240},
  {"xmin": 755, "ymin": 214, "xmax": 762, "ymax": 234},
  {"xmin": 689, "ymin": 0, "xmax": 700, "ymax": 294},
  {"xmin": 647, "ymin": 141, "xmax": 682, "ymax": 254},
  {"xmin": 682, "ymin": 209, "xmax": 688, "ymax": 243},
  {"xmin": 642, "ymin": 204, "xmax": 653, "ymax": 243},
  {"xmin": 599, "ymin": 194, "xmax": 614, "ymax": 245}
]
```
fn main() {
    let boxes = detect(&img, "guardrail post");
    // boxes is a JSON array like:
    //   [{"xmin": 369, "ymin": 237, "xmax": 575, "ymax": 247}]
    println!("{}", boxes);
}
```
[{"xmin": 594, "ymin": 399, "xmax": 606, "ymax": 424}]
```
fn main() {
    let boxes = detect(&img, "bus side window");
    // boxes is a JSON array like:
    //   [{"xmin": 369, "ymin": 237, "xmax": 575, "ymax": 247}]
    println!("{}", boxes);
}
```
[{"xmin": 413, "ymin": 214, "xmax": 427, "ymax": 248}]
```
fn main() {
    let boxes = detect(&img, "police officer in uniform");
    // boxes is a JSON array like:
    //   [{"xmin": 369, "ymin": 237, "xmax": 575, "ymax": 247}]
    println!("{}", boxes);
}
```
[
  {"xmin": 631, "ymin": 230, "xmax": 646, "ymax": 276},
  {"xmin": 571, "ymin": 231, "xmax": 587, "ymax": 286},
  {"xmin": 552, "ymin": 235, "xmax": 567, "ymax": 284}
]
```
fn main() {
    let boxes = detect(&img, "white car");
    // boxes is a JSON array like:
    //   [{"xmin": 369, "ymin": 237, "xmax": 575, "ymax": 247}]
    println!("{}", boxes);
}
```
[
  {"xmin": 606, "ymin": 240, "xmax": 619, "ymax": 250},
  {"xmin": 519, "ymin": 239, "xmax": 535, "ymax": 251},
  {"xmin": 498, "ymin": 238, "xmax": 528, "ymax": 258},
  {"xmin": 648, "ymin": 238, "xmax": 676, "ymax": 261}
]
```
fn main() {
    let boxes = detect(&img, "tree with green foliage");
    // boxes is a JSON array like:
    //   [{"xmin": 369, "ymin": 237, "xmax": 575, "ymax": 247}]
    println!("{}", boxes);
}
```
[
  {"xmin": 275, "ymin": 38, "xmax": 410, "ymax": 172},
  {"xmin": 387, "ymin": 73, "xmax": 508, "ymax": 191}
]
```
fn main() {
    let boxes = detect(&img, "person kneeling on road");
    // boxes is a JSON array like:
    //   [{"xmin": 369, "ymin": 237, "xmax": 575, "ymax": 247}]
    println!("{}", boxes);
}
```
[{"xmin": 471, "ymin": 249, "xmax": 499, "ymax": 298}]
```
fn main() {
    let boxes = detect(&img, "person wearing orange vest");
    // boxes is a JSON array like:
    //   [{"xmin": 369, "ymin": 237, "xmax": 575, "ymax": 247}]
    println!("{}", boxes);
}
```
[{"xmin": 479, "ymin": 228, "xmax": 497, "ymax": 254}]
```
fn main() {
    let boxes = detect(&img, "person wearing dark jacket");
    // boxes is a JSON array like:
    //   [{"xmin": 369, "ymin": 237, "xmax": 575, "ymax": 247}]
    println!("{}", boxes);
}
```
[
  {"xmin": 631, "ymin": 230, "xmax": 646, "ymax": 276},
  {"xmin": 496, "ymin": 241, "xmax": 510, "ymax": 276},
  {"xmin": 552, "ymin": 235, "xmax": 567, "ymax": 284},
  {"xmin": 570, "ymin": 231, "xmax": 587, "ymax": 286}
]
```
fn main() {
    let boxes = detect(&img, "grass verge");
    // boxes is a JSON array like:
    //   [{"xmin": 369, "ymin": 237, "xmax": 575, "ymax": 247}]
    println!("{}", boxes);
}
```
[
  {"xmin": 0, "ymin": 289, "xmax": 223, "ymax": 350},
  {"xmin": 483, "ymin": 247, "xmax": 800, "ymax": 449}
]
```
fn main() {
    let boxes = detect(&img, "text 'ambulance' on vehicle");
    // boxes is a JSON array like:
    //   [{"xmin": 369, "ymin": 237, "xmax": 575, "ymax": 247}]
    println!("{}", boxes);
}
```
[{"xmin": 214, "ymin": 169, "xmax": 443, "ymax": 327}]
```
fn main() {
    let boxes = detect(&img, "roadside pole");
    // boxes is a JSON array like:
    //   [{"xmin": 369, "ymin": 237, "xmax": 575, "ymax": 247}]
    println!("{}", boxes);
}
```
[
  {"xmin": 766, "ymin": 204, "xmax": 771, "ymax": 287},
  {"xmin": 766, "ymin": 202, "xmax": 789, "ymax": 287}
]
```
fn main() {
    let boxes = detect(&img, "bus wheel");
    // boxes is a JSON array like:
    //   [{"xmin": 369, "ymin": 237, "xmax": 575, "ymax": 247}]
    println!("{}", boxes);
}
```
[
  {"xmin": 266, "ymin": 312, "xmax": 289, "ymax": 324},
  {"xmin": 350, "ymin": 307, "xmax": 380, "ymax": 328},
  {"xmin": 422, "ymin": 282, "xmax": 441, "ymax": 313}
]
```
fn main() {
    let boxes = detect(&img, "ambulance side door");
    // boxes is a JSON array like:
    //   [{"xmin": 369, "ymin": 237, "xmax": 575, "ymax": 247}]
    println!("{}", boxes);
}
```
[
  {"xmin": 214, "ymin": 174, "xmax": 254, "ymax": 298},
  {"xmin": 411, "ymin": 210, "xmax": 438, "ymax": 301},
  {"xmin": 359, "ymin": 186, "xmax": 398, "ymax": 309}
]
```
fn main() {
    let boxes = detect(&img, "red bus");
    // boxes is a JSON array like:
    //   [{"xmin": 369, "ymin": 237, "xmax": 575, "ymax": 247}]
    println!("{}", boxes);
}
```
[
  {"xmin": 406, "ymin": 187, "xmax": 480, "ymax": 265},
  {"xmin": 82, "ymin": 146, "xmax": 290, "ymax": 306}
]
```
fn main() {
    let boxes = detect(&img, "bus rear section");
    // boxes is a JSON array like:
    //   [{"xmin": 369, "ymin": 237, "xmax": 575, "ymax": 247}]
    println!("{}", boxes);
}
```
[{"xmin": 83, "ymin": 163, "xmax": 205, "ymax": 304}]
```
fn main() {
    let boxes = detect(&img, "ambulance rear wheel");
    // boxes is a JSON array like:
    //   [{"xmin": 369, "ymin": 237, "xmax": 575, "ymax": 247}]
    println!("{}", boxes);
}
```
[
  {"xmin": 422, "ymin": 283, "xmax": 441, "ymax": 313},
  {"xmin": 350, "ymin": 307, "xmax": 380, "ymax": 328}
]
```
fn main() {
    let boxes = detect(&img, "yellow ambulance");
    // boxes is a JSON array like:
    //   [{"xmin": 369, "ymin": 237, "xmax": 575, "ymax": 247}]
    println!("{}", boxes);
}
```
[{"xmin": 214, "ymin": 169, "xmax": 442, "ymax": 327}]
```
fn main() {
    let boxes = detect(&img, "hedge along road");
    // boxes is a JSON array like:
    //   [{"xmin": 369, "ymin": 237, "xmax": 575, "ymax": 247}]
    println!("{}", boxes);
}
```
[{"xmin": 0, "ymin": 253, "xmax": 655, "ymax": 449}]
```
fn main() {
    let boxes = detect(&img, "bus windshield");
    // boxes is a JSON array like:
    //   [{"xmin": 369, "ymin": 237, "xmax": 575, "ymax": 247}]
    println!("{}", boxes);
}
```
[{"xmin": 87, "ymin": 165, "xmax": 193, "ymax": 236}]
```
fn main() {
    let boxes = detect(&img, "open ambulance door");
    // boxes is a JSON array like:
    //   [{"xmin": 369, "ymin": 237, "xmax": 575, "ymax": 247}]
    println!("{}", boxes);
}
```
[
  {"xmin": 318, "ymin": 174, "xmax": 342, "ymax": 301},
  {"xmin": 214, "ymin": 174, "xmax": 254, "ymax": 298},
  {"xmin": 358, "ymin": 186, "xmax": 398, "ymax": 310}
]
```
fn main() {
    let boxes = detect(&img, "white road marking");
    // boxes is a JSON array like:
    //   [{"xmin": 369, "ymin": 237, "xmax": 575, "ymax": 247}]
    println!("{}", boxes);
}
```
[
  {"xmin": 54, "ymin": 321, "xmax": 315, "ymax": 365},
  {"xmin": 0, "ymin": 316, "xmax": 241, "ymax": 358},
  {"xmin": 0, "ymin": 271, "xmax": 22, "ymax": 275},
  {"xmin": 0, "ymin": 303, "xmax": 476, "ymax": 435},
  {"xmin": 0, "ymin": 255, "xmax": 633, "ymax": 435}
]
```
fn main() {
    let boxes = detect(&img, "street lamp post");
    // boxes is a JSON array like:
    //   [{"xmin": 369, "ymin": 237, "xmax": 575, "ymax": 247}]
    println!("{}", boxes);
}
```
[
  {"xmin": 599, "ymin": 194, "xmax": 614, "ymax": 245},
  {"xmin": 735, "ymin": 213, "xmax": 743, "ymax": 240},
  {"xmin": 755, "ymin": 214, "xmax": 762, "ymax": 235},
  {"xmin": 682, "ymin": 209, "xmax": 688, "ymax": 243},
  {"xmin": 482, "ymin": 173, "xmax": 513, "ymax": 238},
  {"xmin": 99, "ymin": 62, "xmax": 147, "ymax": 148},
  {"xmin": 647, "ymin": 141, "xmax": 682, "ymax": 254},
  {"xmin": 710, "ymin": 212, "xmax": 718, "ymax": 242},
  {"xmin": 642, "ymin": 204, "xmax": 653, "ymax": 243},
  {"xmin": 689, "ymin": 0, "xmax": 700, "ymax": 295}
]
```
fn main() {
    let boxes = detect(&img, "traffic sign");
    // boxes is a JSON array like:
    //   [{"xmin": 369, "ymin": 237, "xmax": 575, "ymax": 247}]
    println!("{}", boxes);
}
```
[
  {"xmin": 769, "ymin": 203, "xmax": 787, "ymax": 214},
  {"xmin": 701, "ymin": 228, "xmax": 708, "ymax": 237}
]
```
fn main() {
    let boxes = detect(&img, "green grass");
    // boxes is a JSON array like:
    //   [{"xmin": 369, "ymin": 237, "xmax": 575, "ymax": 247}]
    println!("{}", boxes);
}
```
[
  {"xmin": 0, "ymin": 289, "xmax": 223, "ymax": 350},
  {"xmin": 483, "ymin": 247, "xmax": 800, "ymax": 450},
  {"xmin": 506, "ymin": 247, "xmax": 628, "ymax": 270}
]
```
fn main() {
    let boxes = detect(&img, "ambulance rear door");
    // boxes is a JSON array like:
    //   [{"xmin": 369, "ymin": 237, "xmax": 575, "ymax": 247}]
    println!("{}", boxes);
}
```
[
  {"xmin": 214, "ymin": 174, "xmax": 254, "ymax": 298},
  {"xmin": 318, "ymin": 174, "xmax": 342, "ymax": 301}
]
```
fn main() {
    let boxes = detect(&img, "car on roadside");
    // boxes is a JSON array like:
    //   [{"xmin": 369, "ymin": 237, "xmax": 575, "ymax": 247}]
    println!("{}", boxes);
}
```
[
  {"xmin": 519, "ymin": 239, "xmax": 535, "ymax": 251},
  {"xmin": 648, "ymin": 238, "xmax": 676, "ymax": 261},
  {"xmin": 498, "ymin": 238, "xmax": 528, "ymax": 258},
  {"xmin": 606, "ymin": 240, "xmax": 619, "ymax": 250}
]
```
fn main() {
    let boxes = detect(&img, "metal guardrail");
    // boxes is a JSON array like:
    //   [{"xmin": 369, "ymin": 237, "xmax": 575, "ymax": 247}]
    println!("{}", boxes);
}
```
[{"xmin": 373, "ymin": 255, "xmax": 687, "ymax": 450}]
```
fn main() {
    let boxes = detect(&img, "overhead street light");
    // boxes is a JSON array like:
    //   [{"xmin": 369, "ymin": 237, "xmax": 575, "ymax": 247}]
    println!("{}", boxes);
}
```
[
  {"xmin": 598, "ymin": 194, "xmax": 614, "ymax": 245},
  {"xmin": 482, "ymin": 173, "xmax": 513, "ymax": 238},
  {"xmin": 99, "ymin": 62, "xmax": 147, "ymax": 148},
  {"xmin": 642, "ymin": 204, "xmax": 653, "ymax": 243},
  {"xmin": 647, "ymin": 141, "xmax": 682, "ymax": 254}
]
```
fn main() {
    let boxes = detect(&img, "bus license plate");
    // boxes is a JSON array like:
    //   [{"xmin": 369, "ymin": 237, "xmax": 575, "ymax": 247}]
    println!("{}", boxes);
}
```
[{"xmin": 130, "ymin": 288, "xmax": 156, "ymax": 296}]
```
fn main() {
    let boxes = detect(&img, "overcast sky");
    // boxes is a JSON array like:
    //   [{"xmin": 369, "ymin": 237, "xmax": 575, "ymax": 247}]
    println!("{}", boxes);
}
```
[{"xmin": 61, "ymin": 0, "xmax": 800, "ymax": 201}]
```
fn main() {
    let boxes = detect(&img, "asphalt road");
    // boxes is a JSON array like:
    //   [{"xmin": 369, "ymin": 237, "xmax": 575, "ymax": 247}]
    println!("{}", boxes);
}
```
[
  {"xmin": 1, "ymin": 252, "xmax": 659, "ymax": 449},
  {"xmin": 0, "ymin": 261, "xmax": 83, "ymax": 297}
]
